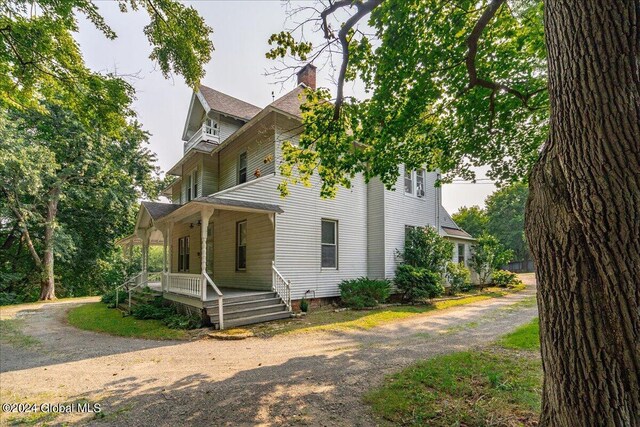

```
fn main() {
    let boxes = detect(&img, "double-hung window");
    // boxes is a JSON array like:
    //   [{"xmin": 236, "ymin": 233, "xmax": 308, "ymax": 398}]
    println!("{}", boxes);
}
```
[
  {"xmin": 192, "ymin": 169, "xmax": 199, "ymax": 199},
  {"xmin": 404, "ymin": 167, "xmax": 426, "ymax": 198},
  {"xmin": 236, "ymin": 220, "xmax": 247, "ymax": 270},
  {"xmin": 186, "ymin": 174, "xmax": 192, "ymax": 202},
  {"xmin": 404, "ymin": 168, "xmax": 414, "ymax": 195},
  {"xmin": 415, "ymin": 169, "xmax": 425, "ymax": 198},
  {"xmin": 458, "ymin": 244, "xmax": 466, "ymax": 264},
  {"xmin": 321, "ymin": 219, "xmax": 338, "ymax": 269},
  {"xmin": 238, "ymin": 152, "xmax": 248, "ymax": 184},
  {"xmin": 178, "ymin": 236, "xmax": 190, "ymax": 272}
]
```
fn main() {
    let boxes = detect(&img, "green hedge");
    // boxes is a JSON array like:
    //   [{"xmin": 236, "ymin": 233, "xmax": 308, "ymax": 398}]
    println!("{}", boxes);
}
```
[
  {"xmin": 395, "ymin": 264, "xmax": 445, "ymax": 302},
  {"xmin": 339, "ymin": 277, "xmax": 392, "ymax": 309}
]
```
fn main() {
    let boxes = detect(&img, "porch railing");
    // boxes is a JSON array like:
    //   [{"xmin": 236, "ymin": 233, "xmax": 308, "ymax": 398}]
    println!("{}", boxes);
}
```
[
  {"xmin": 204, "ymin": 272, "xmax": 224, "ymax": 329},
  {"xmin": 165, "ymin": 273, "xmax": 202, "ymax": 298},
  {"xmin": 272, "ymin": 261, "xmax": 292, "ymax": 311},
  {"xmin": 184, "ymin": 124, "xmax": 220, "ymax": 154}
]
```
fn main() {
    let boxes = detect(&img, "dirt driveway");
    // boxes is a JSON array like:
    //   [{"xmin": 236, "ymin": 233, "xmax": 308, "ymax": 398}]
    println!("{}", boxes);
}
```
[{"xmin": 1, "ymin": 275, "xmax": 537, "ymax": 426}]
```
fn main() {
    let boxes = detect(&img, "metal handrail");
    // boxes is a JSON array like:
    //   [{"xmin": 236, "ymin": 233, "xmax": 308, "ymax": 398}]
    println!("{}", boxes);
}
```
[
  {"xmin": 272, "ymin": 261, "xmax": 292, "ymax": 311},
  {"xmin": 203, "ymin": 272, "xmax": 224, "ymax": 330}
]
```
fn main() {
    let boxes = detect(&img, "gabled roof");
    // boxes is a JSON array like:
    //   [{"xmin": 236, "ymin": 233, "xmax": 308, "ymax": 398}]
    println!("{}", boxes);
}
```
[
  {"xmin": 198, "ymin": 85, "xmax": 262, "ymax": 121},
  {"xmin": 141, "ymin": 201, "xmax": 182, "ymax": 220},
  {"xmin": 268, "ymin": 84, "xmax": 307, "ymax": 117},
  {"xmin": 441, "ymin": 226, "xmax": 474, "ymax": 239}
]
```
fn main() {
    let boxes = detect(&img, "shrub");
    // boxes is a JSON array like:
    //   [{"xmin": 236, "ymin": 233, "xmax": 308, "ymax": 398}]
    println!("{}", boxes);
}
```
[
  {"xmin": 300, "ymin": 298, "xmax": 309, "ymax": 312},
  {"xmin": 131, "ymin": 297, "xmax": 174, "ymax": 320},
  {"xmin": 163, "ymin": 314, "xmax": 201, "ymax": 330},
  {"xmin": 394, "ymin": 265, "xmax": 445, "ymax": 302},
  {"xmin": 339, "ymin": 277, "xmax": 392, "ymax": 308},
  {"xmin": 101, "ymin": 289, "xmax": 118, "ymax": 308},
  {"xmin": 468, "ymin": 234, "xmax": 514, "ymax": 286},
  {"xmin": 492, "ymin": 270, "xmax": 523, "ymax": 288},
  {"xmin": 398, "ymin": 226, "xmax": 454, "ymax": 271},
  {"xmin": 445, "ymin": 262, "xmax": 473, "ymax": 294}
]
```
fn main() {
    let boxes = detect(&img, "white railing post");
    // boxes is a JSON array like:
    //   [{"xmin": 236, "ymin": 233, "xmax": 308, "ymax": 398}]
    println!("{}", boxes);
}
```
[{"xmin": 218, "ymin": 298, "xmax": 224, "ymax": 330}]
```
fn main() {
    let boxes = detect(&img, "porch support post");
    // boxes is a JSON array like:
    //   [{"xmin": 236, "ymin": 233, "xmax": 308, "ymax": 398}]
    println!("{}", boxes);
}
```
[
  {"xmin": 200, "ymin": 207, "xmax": 215, "ymax": 301},
  {"xmin": 161, "ymin": 227, "xmax": 168, "ymax": 292}
]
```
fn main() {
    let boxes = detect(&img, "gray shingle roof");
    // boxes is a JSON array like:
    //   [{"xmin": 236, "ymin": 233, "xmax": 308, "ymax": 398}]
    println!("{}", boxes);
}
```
[
  {"xmin": 441, "ymin": 226, "xmax": 473, "ymax": 239},
  {"xmin": 194, "ymin": 196, "xmax": 284, "ymax": 214},
  {"xmin": 199, "ymin": 85, "xmax": 262, "ymax": 121},
  {"xmin": 269, "ymin": 84, "xmax": 307, "ymax": 117},
  {"xmin": 142, "ymin": 201, "xmax": 182, "ymax": 220}
]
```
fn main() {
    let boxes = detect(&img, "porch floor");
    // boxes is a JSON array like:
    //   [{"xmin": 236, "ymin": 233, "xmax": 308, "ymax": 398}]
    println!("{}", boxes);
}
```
[{"xmin": 146, "ymin": 281, "xmax": 271, "ymax": 301}]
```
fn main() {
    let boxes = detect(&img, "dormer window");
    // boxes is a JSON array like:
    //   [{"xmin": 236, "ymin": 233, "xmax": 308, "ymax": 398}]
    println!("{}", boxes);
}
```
[{"xmin": 204, "ymin": 118, "xmax": 219, "ymax": 136}]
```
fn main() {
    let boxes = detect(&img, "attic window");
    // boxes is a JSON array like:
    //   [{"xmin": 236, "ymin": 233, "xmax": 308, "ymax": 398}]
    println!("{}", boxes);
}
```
[{"xmin": 204, "ymin": 118, "xmax": 219, "ymax": 137}]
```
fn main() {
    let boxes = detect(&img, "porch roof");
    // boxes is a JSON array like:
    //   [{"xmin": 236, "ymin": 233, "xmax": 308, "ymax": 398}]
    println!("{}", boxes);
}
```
[
  {"xmin": 193, "ymin": 196, "xmax": 284, "ymax": 214},
  {"xmin": 142, "ymin": 201, "xmax": 182, "ymax": 219},
  {"xmin": 441, "ymin": 226, "xmax": 475, "ymax": 241}
]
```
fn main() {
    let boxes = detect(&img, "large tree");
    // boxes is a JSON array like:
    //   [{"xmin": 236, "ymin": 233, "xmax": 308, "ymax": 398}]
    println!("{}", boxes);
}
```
[
  {"xmin": 485, "ymin": 182, "xmax": 529, "ymax": 263},
  {"xmin": 451, "ymin": 205, "xmax": 488, "ymax": 237},
  {"xmin": 269, "ymin": 0, "xmax": 639, "ymax": 424},
  {"xmin": 0, "ymin": 0, "xmax": 214, "ymax": 300}
]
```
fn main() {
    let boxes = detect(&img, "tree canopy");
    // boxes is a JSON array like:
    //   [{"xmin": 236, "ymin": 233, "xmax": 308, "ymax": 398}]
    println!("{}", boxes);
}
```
[{"xmin": 270, "ymin": 0, "xmax": 547, "ymax": 198}]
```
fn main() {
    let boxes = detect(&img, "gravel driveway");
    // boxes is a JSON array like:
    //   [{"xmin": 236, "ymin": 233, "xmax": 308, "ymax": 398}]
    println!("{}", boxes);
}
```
[{"xmin": 1, "ymin": 276, "xmax": 537, "ymax": 426}]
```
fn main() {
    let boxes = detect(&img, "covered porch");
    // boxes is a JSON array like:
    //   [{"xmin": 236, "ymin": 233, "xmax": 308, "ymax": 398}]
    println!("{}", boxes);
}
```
[{"xmin": 118, "ymin": 198, "xmax": 291, "ymax": 327}]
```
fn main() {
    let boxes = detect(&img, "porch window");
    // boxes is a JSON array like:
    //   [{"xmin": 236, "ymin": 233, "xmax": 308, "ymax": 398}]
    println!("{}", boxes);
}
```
[
  {"xmin": 321, "ymin": 219, "xmax": 338, "ymax": 269},
  {"xmin": 178, "ymin": 236, "xmax": 190, "ymax": 272},
  {"xmin": 404, "ymin": 167, "xmax": 413, "ymax": 195},
  {"xmin": 238, "ymin": 152, "xmax": 247, "ymax": 184},
  {"xmin": 236, "ymin": 220, "xmax": 247, "ymax": 270},
  {"xmin": 416, "ymin": 169, "xmax": 425, "ymax": 198},
  {"xmin": 458, "ymin": 243, "xmax": 466, "ymax": 264},
  {"xmin": 204, "ymin": 118, "xmax": 219, "ymax": 136}
]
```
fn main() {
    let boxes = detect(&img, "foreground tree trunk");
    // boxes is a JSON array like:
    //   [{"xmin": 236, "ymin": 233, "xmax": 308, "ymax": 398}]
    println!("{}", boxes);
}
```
[
  {"xmin": 526, "ymin": 1, "xmax": 640, "ymax": 425},
  {"xmin": 39, "ymin": 189, "xmax": 59, "ymax": 300}
]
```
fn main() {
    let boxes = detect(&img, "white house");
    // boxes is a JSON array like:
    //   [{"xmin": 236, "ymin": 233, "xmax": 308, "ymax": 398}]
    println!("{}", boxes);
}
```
[{"xmin": 118, "ymin": 64, "xmax": 474, "ymax": 328}]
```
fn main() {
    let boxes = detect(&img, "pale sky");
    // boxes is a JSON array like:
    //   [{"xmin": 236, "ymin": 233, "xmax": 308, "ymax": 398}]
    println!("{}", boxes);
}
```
[{"xmin": 75, "ymin": 1, "xmax": 495, "ymax": 213}]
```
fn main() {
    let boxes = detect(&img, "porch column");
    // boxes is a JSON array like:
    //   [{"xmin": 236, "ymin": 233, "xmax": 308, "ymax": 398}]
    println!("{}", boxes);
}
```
[
  {"xmin": 200, "ymin": 207, "xmax": 215, "ymax": 301},
  {"xmin": 165, "ymin": 223, "xmax": 173, "ymax": 292},
  {"xmin": 142, "ymin": 229, "xmax": 151, "ymax": 283}
]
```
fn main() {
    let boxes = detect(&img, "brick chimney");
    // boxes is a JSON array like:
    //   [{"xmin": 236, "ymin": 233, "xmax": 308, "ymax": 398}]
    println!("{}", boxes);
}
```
[{"xmin": 296, "ymin": 63, "xmax": 317, "ymax": 89}]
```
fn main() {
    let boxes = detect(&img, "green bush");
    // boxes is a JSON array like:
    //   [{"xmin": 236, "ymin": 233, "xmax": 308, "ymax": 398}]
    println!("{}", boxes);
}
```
[
  {"xmin": 163, "ymin": 314, "xmax": 201, "ymax": 330},
  {"xmin": 300, "ymin": 298, "xmax": 309, "ymax": 312},
  {"xmin": 101, "ymin": 289, "xmax": 118, "ymax": 307},
  {"xmin": 131, "ymin": 297, "xmax": 174, "ymax": 320},
  {"xmin": 339, "ymin": 277, "xmax": 392, "ymax": 309},
  {"xmin": 492, "ymin": 270, "xmax": 523, "ymax": 288},
  {"xmin": 445, "ymin": 262, "xmax": 473, "ymax": 294},
  {"xmin": 395, "ymin": 265, "xmax": 445, "ymax": 302}
]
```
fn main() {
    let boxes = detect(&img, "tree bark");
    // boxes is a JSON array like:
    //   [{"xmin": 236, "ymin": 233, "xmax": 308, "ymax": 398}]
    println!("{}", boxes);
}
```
[
  {"xmin": 39, "ymin": 188, "xmax": 59, "ymax": 300},
  {"xmin": 526, "ymin": 1, "xmax": 640, "ymax": 425}
]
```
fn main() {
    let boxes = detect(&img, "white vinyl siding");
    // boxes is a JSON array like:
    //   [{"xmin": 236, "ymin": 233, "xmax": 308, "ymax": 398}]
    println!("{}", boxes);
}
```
[{"xmin": 366, "ymin": 178, "xmax": 385, "ymax": 278}]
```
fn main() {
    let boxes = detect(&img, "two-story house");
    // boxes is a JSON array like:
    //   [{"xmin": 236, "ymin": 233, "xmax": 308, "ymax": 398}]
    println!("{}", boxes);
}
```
[{"xmin": 118, "ymin": 64, "xmax": 474, "ymax": 329}]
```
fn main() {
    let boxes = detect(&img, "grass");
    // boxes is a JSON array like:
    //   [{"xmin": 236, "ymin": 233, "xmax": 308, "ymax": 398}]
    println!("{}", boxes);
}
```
[
  {"xmin": 0, "ymin": 319, "xmax": 40, "ymax": 348},
  {"xmin": 366, "ymin": 318, "xmax": 542, "ymax": 427},
  {"xmin": 249, "ymin": 287, "xmax": 518, "ymax": 337},
  {"xmin": 500, "ymin": 318, "xmax": 540, "ymax": 350},
  {"xmin": 67, "ymin": 303, "xmax": 189, "ymax": 340}
]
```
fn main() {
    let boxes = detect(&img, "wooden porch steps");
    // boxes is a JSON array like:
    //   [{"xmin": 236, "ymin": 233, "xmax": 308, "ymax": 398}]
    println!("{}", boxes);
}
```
[{"xmin": 207, "ymin": 290, "xmax": 291, "ymax": 329}]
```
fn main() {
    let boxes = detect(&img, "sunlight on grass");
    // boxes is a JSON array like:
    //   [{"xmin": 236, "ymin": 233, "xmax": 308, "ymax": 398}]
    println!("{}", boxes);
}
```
[
  {"xmin": 67, "ymin": 303, "xmax": 188, "ymax": 340},
  {"xmin": 500, "ymin": 318, "xmax": 540, "ymax": 350},
  {"xmin": 0, "ymin": 319, "xmax": 40, "ymax": 348},
  {"xmin": 250, "ymin": 288, "xmax": 523, "ymax": 337},
  {"xmin": 366, "ymin": 319, "xmax": 542, "ymax": 426}
]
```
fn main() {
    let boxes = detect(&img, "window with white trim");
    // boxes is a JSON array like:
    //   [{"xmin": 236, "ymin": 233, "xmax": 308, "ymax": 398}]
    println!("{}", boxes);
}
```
[
  {"xmin": 186, "ymin": 174, "xmax": 192, "ymax": 202},
  {"xmin": 321, "ymin": 219, "xmax": 338, "ymax": 269},
  {"xmin": 416, "ymin": 169, "xmax": 425, "ymax": 198},
  {"xmin": 404, "ymin": 167, "xmax": 427, "ymax": 198},
  {"xmin": 238, "ymin": 152, "xmax": 248, "ymax": 184},
  {"xmin": 178, "ymin": 236, "xmax": 190, "ymax": 272},
  {"xmin": 404, "ymin": 168, "xmax": 413, "ymax": 195},
  {"xmin": 192, "ymin": 168, "xmax": 199, "ymax": 199},
  {"xmin": 204, "ymin": 118, "xmax": 219, "ymax": 136},
  {"xmin": 458, "ymin": 243, "xmax": 466, "ymax": 264},
  {"xmin": 236, "ymin": 220, "xmax": 247, "ymax": 270}
]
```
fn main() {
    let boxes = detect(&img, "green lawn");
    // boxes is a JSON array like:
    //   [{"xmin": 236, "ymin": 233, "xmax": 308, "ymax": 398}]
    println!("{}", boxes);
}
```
[
  {"xmin": 67, "ymin": 303, "xmax": 189, "ymax": 340},
  {"xmin": 365, "ymin": 318, "xmax": 542, "ymax": 426},
  {"xmin": 248, "ymin": 288, "xmax": 517, "ymax": 337}
]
